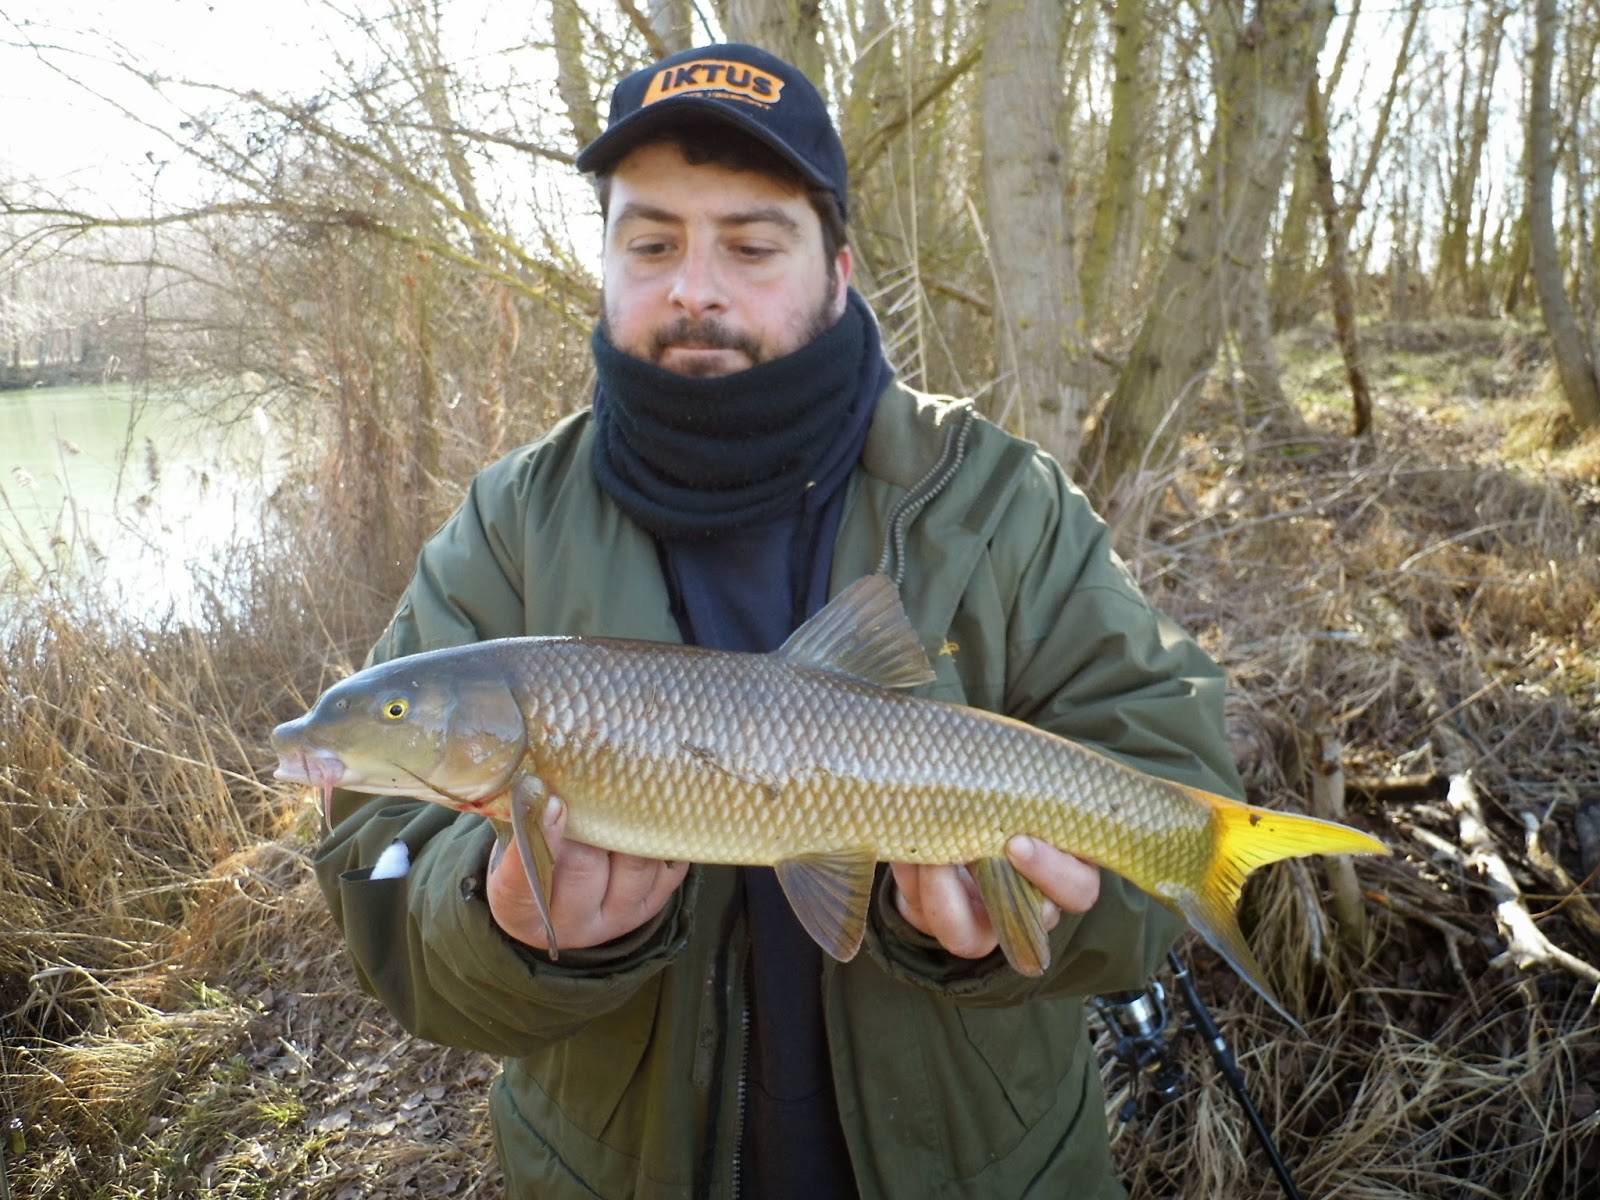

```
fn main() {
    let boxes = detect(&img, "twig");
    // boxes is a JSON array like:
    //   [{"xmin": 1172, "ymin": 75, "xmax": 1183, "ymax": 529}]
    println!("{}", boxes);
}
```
[
  {"xmin": 1310, "ymin": 721, "xmax": 1369, "ymax": 950},
  {"xmin": 1447, "ymin": 772, "xmax": 1600, "ymax": 989},
  {"xmin": 1345, "ymin": 772, "xmax": 1443, "ymax": 802},
  {"xmin": 1519, "ymin": 811, "xmax": 1600, "ymax": 943},
  {"xmin": 1287, "ymin": 859, "xmax": 1327, "ymax": 966}
]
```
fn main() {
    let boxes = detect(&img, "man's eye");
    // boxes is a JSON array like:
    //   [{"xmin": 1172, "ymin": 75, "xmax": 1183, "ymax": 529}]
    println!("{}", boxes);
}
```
[
  {"xmin": 734, "ymin": 245, "xmax": 778, "ymax": 261},
  {"xmin": 630, "ymin": 240, "xmax": 671, "ymax": 257}
]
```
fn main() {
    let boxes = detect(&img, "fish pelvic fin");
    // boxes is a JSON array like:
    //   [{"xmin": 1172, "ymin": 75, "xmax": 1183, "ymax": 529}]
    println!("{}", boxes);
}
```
[
  {"xmin": 971, "ymin": 856, "xmax": 1051, "ymax": 976},
  {"xmin": 774, "ymin": 850, "xmax": 879, "ymax": 962},
  {"xmin": 775, "ymin": 575, "xmax": 936, "ymax": 689},
  {"xmin": 1168, "ymin": 788, "xmax": 1391, "ymax": 1029}
]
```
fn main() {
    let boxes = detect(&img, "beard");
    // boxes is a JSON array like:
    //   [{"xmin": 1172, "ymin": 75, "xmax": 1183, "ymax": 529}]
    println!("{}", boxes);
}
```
[{"xmin": 601, "ymin": 273, "xmax": 842, "ymax": 378}]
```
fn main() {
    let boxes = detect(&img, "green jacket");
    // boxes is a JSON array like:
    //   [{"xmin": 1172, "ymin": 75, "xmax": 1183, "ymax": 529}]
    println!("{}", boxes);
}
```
[{"xmin": 314, "ymin": 382, "xmax": 1242, "ymax": 1198}]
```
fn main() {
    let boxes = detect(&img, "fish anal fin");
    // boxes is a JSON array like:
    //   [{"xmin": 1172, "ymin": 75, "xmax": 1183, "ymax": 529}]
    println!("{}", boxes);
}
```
[
  {"xmin": 508, "ymin": 775, "xmax": 560, "ymax": 960},
  {"xmin": 971, "ymin": 856, "xmax": 1051, "ymax": 976},
  {"xmin": 774, "ymin": 850, "xmax": 879, "ymax": 962},
  {"xmin": 775, "ymin": 575, "xmax": 936, "ymax": 690}
]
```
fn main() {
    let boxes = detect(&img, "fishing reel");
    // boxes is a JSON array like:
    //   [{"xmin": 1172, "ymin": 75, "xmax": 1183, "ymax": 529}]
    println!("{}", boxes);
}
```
[
  {"xmin": 1093, "ymin": 980, "xmax": 1186, "ymax": 1123},
  {"xmin": 1098, "ymin": 953, "xmax": 1305, "ymax": 1200}
]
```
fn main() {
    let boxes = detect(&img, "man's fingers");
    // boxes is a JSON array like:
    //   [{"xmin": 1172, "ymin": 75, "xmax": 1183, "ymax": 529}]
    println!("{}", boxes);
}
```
[
  {"xmin": 601, "ymin": 853, "xmax": 688, "ymax": 923},
  {"xmin": 893, "ymin": 863, "xmax": 997, "ymax": 960},
  {"xmin": 486, "ymin": 798, "xmax": 688, "ymax": 951},
  {"xmin": 539, "ymin": 794, "xmax": 567, "ymax": 856},
  {"xmin": 889, "ymin": 862, "xmax": 922, "ymax": 921},
  {"xmin": 1006, "ymin": 836, "xmax": 1101, "ymax": 915}
]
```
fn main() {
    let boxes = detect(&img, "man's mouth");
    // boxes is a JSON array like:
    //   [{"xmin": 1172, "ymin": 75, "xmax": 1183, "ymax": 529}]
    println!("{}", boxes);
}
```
[{"xmin": 652, "ymin": 320, "xmax": 761, "ymax": 365}]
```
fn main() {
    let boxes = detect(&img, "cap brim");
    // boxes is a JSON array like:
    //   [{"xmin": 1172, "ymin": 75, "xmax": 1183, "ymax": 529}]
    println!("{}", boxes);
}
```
[{"xmin": 574, "ymin": 99, "xmax": 835, "ymax": 196}]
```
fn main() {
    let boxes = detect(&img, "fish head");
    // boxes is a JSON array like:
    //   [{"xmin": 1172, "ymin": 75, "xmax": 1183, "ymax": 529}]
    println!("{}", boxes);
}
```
[{"xmin": 271, "ymin": 651, "xmax": 528, "ymax": 823}]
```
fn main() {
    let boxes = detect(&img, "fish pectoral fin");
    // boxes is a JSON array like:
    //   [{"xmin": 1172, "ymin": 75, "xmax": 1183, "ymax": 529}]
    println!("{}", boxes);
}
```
[
  {"xmin": 971, "ymin": 856, "xmax": 1051, "ymax": 976},
  {"xmin": 509, "ymin": 775, "xmax": 560, "ymax": 960},
  {"xmin": 774, "ymin": 850, "xmax": 879, "ymax": 962},
  {"xmin": 774, "ymin": 575, "xmax": 936, "ymax": 689}
]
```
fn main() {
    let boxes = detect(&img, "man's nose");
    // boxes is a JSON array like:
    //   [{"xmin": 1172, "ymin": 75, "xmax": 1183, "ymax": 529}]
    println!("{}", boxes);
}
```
[{"xmin": 667, "ymin": 241, "xmax": 727, "ymax": 317}]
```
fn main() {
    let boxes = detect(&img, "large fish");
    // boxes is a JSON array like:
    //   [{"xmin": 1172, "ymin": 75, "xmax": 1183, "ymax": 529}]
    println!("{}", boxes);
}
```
[{"xmin": 273, "ymin": 575, "xmax": 1387, "ymax": 1021}]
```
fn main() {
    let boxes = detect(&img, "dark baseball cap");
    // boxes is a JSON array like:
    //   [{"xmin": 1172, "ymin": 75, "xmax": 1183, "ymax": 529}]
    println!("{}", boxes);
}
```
[{"xmin": 574, "ymin": 43, "xmax": 849, "ymax": 220}]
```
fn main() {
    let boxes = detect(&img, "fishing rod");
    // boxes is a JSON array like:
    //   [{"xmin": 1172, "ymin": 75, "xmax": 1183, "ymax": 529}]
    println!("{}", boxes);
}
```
[{"xmin": 1094, "ymin": 950, "xmax": 1304, "ymax": 1200}]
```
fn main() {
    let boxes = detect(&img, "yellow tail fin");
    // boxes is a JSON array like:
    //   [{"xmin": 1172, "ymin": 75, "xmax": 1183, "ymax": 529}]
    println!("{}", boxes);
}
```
[{"xmin": 1165, "ymin": 789, "xmax": 1390, "ymax": 1028}]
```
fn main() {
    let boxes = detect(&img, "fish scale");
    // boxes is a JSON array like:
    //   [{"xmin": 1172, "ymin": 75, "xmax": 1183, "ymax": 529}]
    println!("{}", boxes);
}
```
[
  {"xmin": 507, "ymin": 640, "xmax": 1214, "ymax": 886},
  {"xmin": 272, "ymin": 573, "xmax": 1389, "ymax": 1023}
]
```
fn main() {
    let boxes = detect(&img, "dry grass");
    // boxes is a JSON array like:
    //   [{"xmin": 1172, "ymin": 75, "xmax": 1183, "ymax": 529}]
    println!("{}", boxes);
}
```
[
  {"xmin": 2, "ymin": 319, "xmax": 1598, "ymax": 1198},
  {"xmin": 0, "ymin": 526, "xmax": 501, "ymax": 1198},
  {"xmin": 1102, "ymin": 320, "xmax": 1600, "ymax": 1198}
]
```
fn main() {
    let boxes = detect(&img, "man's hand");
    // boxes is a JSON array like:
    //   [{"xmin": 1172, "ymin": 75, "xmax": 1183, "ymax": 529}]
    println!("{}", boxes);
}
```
[
  {"xmin": 890, "ymin": 836, "xmax": 1101, "ymax": 960},
  {"xmin": 487, "ymin": 798, "xmax": 690, "ymax": 953}
]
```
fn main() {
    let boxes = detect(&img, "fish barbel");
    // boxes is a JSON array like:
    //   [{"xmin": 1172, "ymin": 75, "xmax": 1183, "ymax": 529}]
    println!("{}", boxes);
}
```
[{"xmin": 273, "ymin": 575, "xmax": 1387, "ymax": 1021}]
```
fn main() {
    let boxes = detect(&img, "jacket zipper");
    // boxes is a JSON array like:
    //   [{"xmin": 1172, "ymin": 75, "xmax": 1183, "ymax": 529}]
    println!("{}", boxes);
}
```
[
  {"xmin": 729, "ymin": 969, "xmax": 751, "ymax": 1200},
  {"xmin": 875, "ymin": 403, "xmax": 974, "ymax": 585}
]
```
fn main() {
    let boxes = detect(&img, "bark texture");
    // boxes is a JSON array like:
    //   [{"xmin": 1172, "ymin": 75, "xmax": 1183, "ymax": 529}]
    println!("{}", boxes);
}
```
[
  {"xmin": 980, "ymin": 0, "xmax": 1090, "ymax": 465},
  {"xmin": 1305, "ymin": 74, "xmax": 1372, "ymax": 437},
  {"xmin": 1528, "ymin": 0, "xmax": 1600, "ymax": 430},
  {"xmin": 1093, "ymin": 0, "xmax": 1334, "ymax": 502}
]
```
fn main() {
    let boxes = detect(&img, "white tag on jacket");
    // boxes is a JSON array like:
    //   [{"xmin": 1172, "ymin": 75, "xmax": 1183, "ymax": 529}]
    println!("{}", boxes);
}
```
[{"xmin": 371, "ymin": 839, "xmax": 411, "ymax": 881}]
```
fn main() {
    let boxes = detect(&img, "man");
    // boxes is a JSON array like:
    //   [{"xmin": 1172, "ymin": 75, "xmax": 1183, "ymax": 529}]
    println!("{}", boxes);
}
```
[{"xmin": 315, "ymin": 42, "xmax": 1243, "ymax": 1199}]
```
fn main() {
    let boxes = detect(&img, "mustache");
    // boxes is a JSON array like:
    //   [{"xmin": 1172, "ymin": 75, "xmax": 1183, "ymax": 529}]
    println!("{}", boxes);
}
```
[{"xmin": 651, "ymin": 318, "xmax": 762, "ymax": 364}]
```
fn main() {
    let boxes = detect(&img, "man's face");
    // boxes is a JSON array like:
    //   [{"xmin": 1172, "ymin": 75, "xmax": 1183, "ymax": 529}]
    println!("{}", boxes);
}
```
[{"xmin": 600, "ymin": 140, "xmax": 852, "ymax": 378}]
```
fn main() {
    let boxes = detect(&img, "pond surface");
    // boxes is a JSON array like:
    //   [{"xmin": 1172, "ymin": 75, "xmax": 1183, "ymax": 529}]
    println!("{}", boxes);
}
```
[{"xmin": 1, "ymin": 382, "xmax": 287, "ymax": 626}]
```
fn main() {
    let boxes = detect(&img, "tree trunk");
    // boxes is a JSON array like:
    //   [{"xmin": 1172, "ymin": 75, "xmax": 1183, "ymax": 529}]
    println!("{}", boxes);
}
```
[
  {"xmin": 553, "ymin": 0, "xmax": 602, "ymax": 151},
  {"xmin": 1234, "ymin": 260, "xmax": 1308, "ymax": 439},
  {"xmin": 1305, "ymin": 73, "xmax": 1373, "ymax": 437},
  {"xmin": 1267, "ymin": 0, "xmax": 1366, "ymax": 330},
  {"xmin": 839, "ymin": 0, "xmax": 899, "ymax": 282},
  {"xmin": 1437, "ymin": 2, "xmax": 1508, "ymax": 311},
  {"xmin": 719, "ymin": 0, "xmax": 825, "ymax": 85},
  {"xmin": 1091, "ymin": 0, "xmax": 1334, "ymax": 504},
  {"xmin": 1571, "ymin": 103, "xmax": 1598, "ymax": 368},
  {"xmin": 1080, "ymin": 0, "xmax": 1148, "ymax": 324},
  {"xmin": 1267, "ymin": 136, "xmax": 1319, "ymax": 330},
  {"xmin": 1501, "ymin": 212, "xmax": 1531, "ymax": 316},
  {"xmin": 1529, "ymin": 0, "xmax": 1600, "ymax": 430},
  {"xmin": 980, "ymin": 0, "xmax": 1090, "ymax": 465},
  {"xmin": 648, "ymin": 0, "xmax": 696, "ymax": 53}
]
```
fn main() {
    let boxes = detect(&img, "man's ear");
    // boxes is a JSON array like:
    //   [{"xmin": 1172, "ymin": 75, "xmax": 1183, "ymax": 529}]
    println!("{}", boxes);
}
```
[{"xmin": 832, "ymin": 244, "xmax": 853, "ymax": 315}]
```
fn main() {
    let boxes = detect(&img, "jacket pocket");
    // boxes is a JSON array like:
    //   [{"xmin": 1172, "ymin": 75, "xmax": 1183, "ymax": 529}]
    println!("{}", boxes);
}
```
[
  {"xmin": 338, "ymin": 869, "xmax": 423, "ymax": 1034},
  {"xmin": 515, "ymin": 972, "xmax": 661, "ymax": 1141},
  {"xmin": 955, "ymin": 994, "xmax": 1086, "ymax": 1129}
]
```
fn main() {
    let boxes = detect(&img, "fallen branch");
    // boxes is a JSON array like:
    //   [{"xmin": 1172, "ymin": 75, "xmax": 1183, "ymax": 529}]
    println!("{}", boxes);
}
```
[
  {"xmin": 1520, "ymin": 811, "xmax": 1600, "ymax": 944},
  {"xmin": 1345, "ymin": 772, "xmax": 1443, "ymax": 803},
  {"xmin": 1310, "ymin": 721, "xmax": 1369, "ymax": 950},
  {"xmin": 1447, "ymin": 772, "xmax": 1600, "ymax": 990}
]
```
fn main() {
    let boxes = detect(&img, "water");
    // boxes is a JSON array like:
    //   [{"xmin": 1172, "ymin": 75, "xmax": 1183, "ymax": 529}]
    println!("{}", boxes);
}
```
[{"xmin": 1, "ymin": 382, "xmax": 289, "ymax": 627}]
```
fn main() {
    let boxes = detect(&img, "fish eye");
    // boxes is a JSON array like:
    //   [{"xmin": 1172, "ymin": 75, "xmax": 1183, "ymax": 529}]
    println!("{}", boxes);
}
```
[{"xmin": 382, "ymin": 698, "xmax": 409, "ymax": 720}]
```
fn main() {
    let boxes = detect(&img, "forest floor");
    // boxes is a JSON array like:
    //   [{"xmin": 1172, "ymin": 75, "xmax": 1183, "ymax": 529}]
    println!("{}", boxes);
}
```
[{"xmin": 1, "ymin": 317, "xmax": 1597, "ymax": 1198}]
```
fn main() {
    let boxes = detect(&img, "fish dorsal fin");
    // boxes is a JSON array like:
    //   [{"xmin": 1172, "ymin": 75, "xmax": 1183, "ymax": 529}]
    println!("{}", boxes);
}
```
[{"xmin": 776, "ymin": 575, "xmax": 936, "ymax": 689}]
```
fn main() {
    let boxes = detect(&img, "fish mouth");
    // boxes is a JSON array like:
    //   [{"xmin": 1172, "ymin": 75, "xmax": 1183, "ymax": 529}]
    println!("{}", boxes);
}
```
[{"xmin": 273, "ymin": 748, "xmax": 348, "ymax": 824}]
